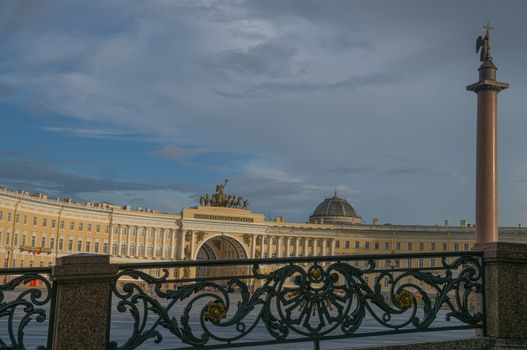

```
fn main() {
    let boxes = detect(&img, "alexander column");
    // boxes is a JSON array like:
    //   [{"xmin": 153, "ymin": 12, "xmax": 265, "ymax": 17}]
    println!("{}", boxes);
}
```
[{"xmin": 467, "ymin": 22, "xmax": 508, "ymax": 244}]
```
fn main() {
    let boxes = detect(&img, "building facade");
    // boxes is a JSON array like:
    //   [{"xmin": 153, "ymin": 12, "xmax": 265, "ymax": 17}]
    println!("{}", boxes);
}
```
[{"xmin": 1, "ymin": 187, "xmax": 526, "ymax": 278}]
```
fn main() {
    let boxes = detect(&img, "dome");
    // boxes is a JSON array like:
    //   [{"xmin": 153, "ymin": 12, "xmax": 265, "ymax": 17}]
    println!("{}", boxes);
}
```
[{"xmin": 309, "ymin": 194, "xmax": 362, "ymax": 225}]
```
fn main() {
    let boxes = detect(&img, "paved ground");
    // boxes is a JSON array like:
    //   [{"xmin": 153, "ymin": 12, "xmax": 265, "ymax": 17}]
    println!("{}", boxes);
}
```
[{"xmin": 0, "ymin": 291, "xmax": 476, "ymax": 350}]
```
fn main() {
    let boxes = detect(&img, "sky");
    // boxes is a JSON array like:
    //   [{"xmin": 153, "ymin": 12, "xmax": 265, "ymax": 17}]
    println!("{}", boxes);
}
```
[{"xmin": 0, "ymin": 0, "xmax": 526, "ymax": 226}]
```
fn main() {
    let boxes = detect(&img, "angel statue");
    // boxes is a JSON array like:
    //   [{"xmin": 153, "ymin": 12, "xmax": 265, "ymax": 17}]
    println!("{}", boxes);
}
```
[{"xmin": 476, "ymin": 22, "xmax": 493, "ymax": 62}]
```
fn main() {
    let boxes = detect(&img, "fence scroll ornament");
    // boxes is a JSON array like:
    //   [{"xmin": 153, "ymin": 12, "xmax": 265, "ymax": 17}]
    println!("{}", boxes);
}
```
[
  {"xmin": 110, "ymin": 253, "xmax": 483, "ymax": 350},
  {"xmin": 0, "ymin": 269, "xmax": 53, "ymax": 350}
]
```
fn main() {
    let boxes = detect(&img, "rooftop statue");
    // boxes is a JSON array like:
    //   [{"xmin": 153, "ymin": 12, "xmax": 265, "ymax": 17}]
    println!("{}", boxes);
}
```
[
  {"xmin": 476, "ymin": 22, "xmax": 493, "ymax": 62},
  {"xmin": 199, "ymin": 179, "xmax": 249, "ymax": 209}
]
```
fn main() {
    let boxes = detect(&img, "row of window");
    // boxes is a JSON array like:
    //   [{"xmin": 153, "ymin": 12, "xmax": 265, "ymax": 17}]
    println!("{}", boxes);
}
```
[
  {"xmin": 112, "ymin": 226, "xmax": 174, "ymax": 239},
  {"xmin": 335, "ymin": 240, "xmax": 471, "ymax": 252}
]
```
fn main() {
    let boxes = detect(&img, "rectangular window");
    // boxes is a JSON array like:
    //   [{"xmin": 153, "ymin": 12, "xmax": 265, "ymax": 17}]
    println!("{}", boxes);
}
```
[
  {"xmin": 14, "ymin": 233, "xmax": 18, "ymax": 246},
  {"xmin": 407, "ymin": 259, "xmax": 412, "ymax": 268},
  {"xmin": 335, "ymin": 240, "xmax": 340, "ymax": 248},
  {"xmin": 454, "ymin": 243, "xmax": 459, "ymax": 251},
  {"xmin": 51, "ymin": 219, "xmax": 56, "ymax": 228},
  {"xmin": 87, "ymin": 224, "xmax": 92, "ymax": 232},
  {"xmin": 7, "ymin": 212, "xmax": 11, "ymax": 222},
  {"xmin": 77, "ymin": 240, "xmax": 82, "ymax": 252},
  {"xmin": 94, "ymin": 242, "xmax": 99, "ymax": 253},
  {"xmin": 23, "ymin": 216, "xmax": 27, "ymax": 224},
  {"xmin": 354, "ymin": 241, "xmax": 359, "ymax": 249},
  {"xmin": 385, "ymin": 242, "xmax": 390, "ymax": 250},
  {"xmin": 59, "ymin": 238, "xmax": 64, "ymax": 251},
  {"xmin": 464, "ymin": 243, "xmax": 469, "ymax": 251},
  {"xmin": 85, "ymin": 241, "xmax": 91, "ymax": 253},
  {"xmin": 16, "ymin": 214, "xmax": 19, "ymax": 223},
  {"xmin": 31, "ymin": 236, "xmax": 36, "ymax": 247},
  {"xmin": 345, "ymin": 241, "xmax": 350, "ymax": 249},
  {"xmin": 364, "ymin": 242, "xmax": 369, "ymax": 249},
  {"xmin": 96, "ymin": 224, "xmax": 100, "ymax": 233},
  {"xmin": 5, "ymin": 232, "xmax": 10, "ymax": 246},
  {"xmin": 431, "ymin": 243, "xmax": 436, "ymax": 251},
  {"xmin": 60, "ymin": 221, "xmax": 64, "ymax": 229},
  {"xmin": 41, "ymin": 237, "xmax": 46, "ymax": 248},
  {"xmin": 419, "ymin": 259, "xmax": 424, "ymax": 268},
  {"xmin": 43, "ymin": 218, "xmax": 47, "ymax": 227},
  {"xmin": 103, "ymin": 242, "xmax": 108, "ymax": 254},
  {"xmin": 79, "ymin": 223, "xmax": 83, "ymax": 231},
  {"xmin": 21, "ymin": 234, "xmax": 26, "ymax": 246},
  {"xmin": 33, "ymin": 217, "xmax": 37, "ymax": 225},
  {"xmin": 374, "ymin": 242, "xmax": 379, "ymax": 249},
  {"xmin": 70, "ymin": 222, "xmax": 74, "ymax": 230},
  {"xmin": 113, "ymin": 227, "xmax": 119, "ymax": 235},
  {"xmin": 272, "ymin": 237, "xmax": 277, "ymax": 244},
  {"xmin": 430, "ymin": 259, "xmax": 436, "ymax": 268},
  {"xmin": 407, "ymin": 242, "xmax": 413, "ymax": 251},
  {"xmin": 396, "ymin": 242, "xmax": 401, "ymax": 250},
  {"xmin": 50, "ymin": 238, "xmax": 55, "ymax": 250},
  {"xmin": 419, "ymin": 242, "xmax": 424, "ymax": 251},
  {"xmin": 68, "ymin": 239, "xmax": 73, "ymax": 252},
  {"xmin": 442, "ymin": 243, "xmax": 448, "ymax": 251},
  {"xmin": 105, "ymin": 226, "xmax": 109, "ymax": 233}
]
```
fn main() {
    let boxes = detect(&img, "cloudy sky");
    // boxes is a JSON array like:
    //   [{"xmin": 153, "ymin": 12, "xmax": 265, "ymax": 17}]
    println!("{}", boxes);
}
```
[{"xmin": 0, "ymin": 0, "xmax": 526, "ymax": 225}]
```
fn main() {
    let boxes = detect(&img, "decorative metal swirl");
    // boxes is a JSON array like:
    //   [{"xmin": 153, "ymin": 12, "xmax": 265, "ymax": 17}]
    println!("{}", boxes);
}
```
[
  {"xmin": 0, "ymin": 271, "xmax": 53, "ymax": 350},
  {"xmin": 110, "ymin": 254, "xmax": 484, "ymax": 350}
]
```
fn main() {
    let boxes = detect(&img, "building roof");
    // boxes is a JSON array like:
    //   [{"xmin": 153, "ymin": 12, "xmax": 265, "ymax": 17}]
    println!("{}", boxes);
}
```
[{"xmin": 311, "ymin": 194, "xmax": 361, "ymax": 220}]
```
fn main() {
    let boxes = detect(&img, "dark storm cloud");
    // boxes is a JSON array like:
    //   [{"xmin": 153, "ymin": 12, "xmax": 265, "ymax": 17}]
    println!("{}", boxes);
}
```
[
  {"xmin": 0, "ymin": 162, "xmax": 175, "ymax": 194},
  {"xmin": 0, "ymin": 0, "xmax": 48, "ymax": 37},
  {"xmin": 329, "ymin": 166, "xmax": 377, "ymax": 175},
  {"xmin": 208, "ymin": 40, "xmax": 308, "ymax": 78},
  {"xmin": 2, "ymin": 0, "xmax": 527, "ymax": 224}
]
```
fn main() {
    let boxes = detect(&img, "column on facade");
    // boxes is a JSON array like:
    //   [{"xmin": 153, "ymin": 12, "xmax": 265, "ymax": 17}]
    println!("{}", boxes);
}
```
[
  {"xmin": 161, "ymin": 229, "xmax": 166, "ymax": 259},
  {"xmin": 117, "ymin": 224, "xmax": 122, "ymax": 256},
  {"xmin": 294, "ymin": 238, "xmax": 299, "ymax": 257},
  {"xmin": 143, "ymin": 226, "xmax": 147, "ymax": 258},
  {"xmin": 170, "ymin": 229, "xmax": 175, "ymax": 259},
  {"xmin": 251, "ymin": 234, "xmax": 256, "ymax": 259},
  {"xmin": 134, "ymin": 226, "xmax": 139, "ymax": 257},
  {"xmin": 178, "ymin": 230, "xmax": 185, "ymax": 260},
  {"xmin": 330, "ymin": 239, "xmax": 335, "ymax": 256},
  {"xmin": 109, "ymin": 223, "xmax": 114, "ymax": 257},
  {"xmin": 303, "ymin": 238, "xmax": 308, "ymax": 257},
  {"xmin": 126, "ymin": 225, "xmax": 131, "ymax": 256},
  {"xmin": 259, "ymin": 235, "xmax": 264, "ymax": 258},
  {"xmin": 152, "ymin": 228, "xmax": 157, "ymax": 259},
  {"xmin": 189, "ymin": 231, "xmax": 195, "ymax": 260},
  {"xmin": 267, "ymin": 235, "xmax": 272, "ymax": 258},
  {"xmin": 321, "ymin": 238, "xmax": 326, "ymax": 256},
  {"xmin": 276, "ymin": 237, "xmax": 281, "ymax": 258},
  {"xmin": 285, "ymin": 237, "xmax": 290, "ymax": 257}
]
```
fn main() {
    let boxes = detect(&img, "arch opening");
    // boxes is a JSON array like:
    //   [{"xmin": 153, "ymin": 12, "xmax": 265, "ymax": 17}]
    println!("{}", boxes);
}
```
[{"xmin": 195, "ymin": 235, "xmax": 249, "ymax": 279}]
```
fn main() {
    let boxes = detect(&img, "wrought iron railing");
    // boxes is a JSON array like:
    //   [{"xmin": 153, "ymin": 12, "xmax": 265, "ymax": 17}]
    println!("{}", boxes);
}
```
[
  {"xmin": 109, "ymin": 251, "xmax": 484, "ymax": 350},
  {"xmin": 0, "ymin": 267, "xmax": 54, "ymax": 350}
]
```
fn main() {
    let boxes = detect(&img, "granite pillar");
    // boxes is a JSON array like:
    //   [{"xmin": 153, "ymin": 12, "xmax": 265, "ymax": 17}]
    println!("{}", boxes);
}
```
[
  {"xmin": 476, "ymin": 242, "xmax": 527, "ymax": 340},
  {"xmin": 51, "ymin": 254, "xmax": 118, "ymax": 350},
  {"xmin": 467, "ymin": 61, "xmax": 508, "ymax": 244}
]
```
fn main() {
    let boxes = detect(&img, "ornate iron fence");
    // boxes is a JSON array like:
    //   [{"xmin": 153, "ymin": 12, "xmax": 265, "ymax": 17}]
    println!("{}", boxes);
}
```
[
  {"xmin": 110, "ymin": 251, "xmax": 484, "ymax": 350},
  {"xmin": 0, "ymin": 267, "xmax": 54, "ymax": 350}
]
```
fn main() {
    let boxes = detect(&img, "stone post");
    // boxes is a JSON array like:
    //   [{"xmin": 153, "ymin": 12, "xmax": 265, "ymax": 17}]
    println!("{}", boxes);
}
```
[
  {"xmin": 476, "ymin": 242, "xmax": 527, "ymax": 342},
  {"xmin": 50, "ymin": 254, "xmax": 118, "ymax": 350},
  {"xmin": 467, "ymin": 60, "xmax": 508, "ymax": 243}
]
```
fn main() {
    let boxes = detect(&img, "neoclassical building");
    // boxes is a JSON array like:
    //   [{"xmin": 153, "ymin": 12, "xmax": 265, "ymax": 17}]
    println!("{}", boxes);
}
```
[{"xmin": 1, "ymin": 186, "xmax": 526, "ymax": 279}]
